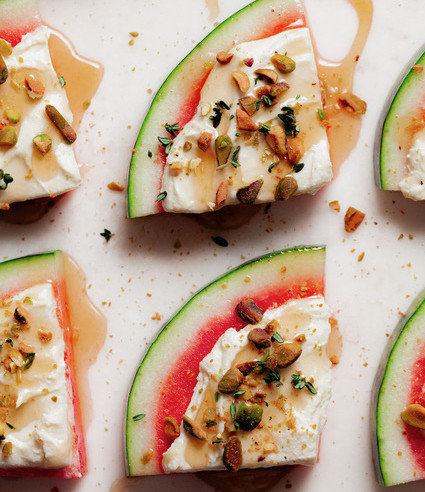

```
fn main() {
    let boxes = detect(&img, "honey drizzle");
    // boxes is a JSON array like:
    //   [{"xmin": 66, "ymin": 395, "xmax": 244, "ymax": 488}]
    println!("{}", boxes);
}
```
[{"xmin": 317, "ymin": 0, "xmax": 373, "ymax": 172}]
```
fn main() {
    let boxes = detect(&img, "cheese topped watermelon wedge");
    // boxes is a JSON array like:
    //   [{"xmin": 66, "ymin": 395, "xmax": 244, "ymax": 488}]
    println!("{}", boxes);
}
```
[
  {"xmin": 126, "ymin": 246, "xmax": 330, "ymax": 476},
  {"xmin": 372, "ymin": 288, "xmax": 425, "ymax": 486},
  {"xmin": 127, "ymin": 0, "xmax": 334, "ymax": 218},
  {"xmin": 0, "ymin": 251, "xmax": 86, "ymax": 478}
]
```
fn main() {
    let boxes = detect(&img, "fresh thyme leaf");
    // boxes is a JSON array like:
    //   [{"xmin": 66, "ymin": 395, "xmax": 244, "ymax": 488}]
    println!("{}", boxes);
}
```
[
  {"xmin": 255, "ymin": 360, "xmax": 266, "ymax": 366},
  {"xmin": 158, "ymin": 136, "xmax": 173, "ymax": 155},
  {"xmin": 0, "ymin": 169, "xmax": 13, "ymax": 191},
  {"xmin": 209, "ymin": 107, "xmax": 223, "ymax": 128},
  {"xmin": 296, "ymin": 94, "xmax": 301, "ymax": 100},
  {"xmin": 5, "ymin": 337, "xmax": 13, "ymax": 347},
  {"xmin": 235, "ymin": 132, "xmax": 241, "ymax": 137},
  {"xmin": 306, "ymin": 382, "xmax": 318, "ymax": 394},
  {"xmin": 212, "ymin": 439, "xmax": 226, "ymax": 444},
  {"xmin": 263, "ymin": 369, "xmax": 281, "ymax": 385},
  {"xmin": 23, "ymin": 353, "xmax": 35, "ymax": 370},
  {"xmin": 100, "ymin": 229, "xmax": 113, "ymax": 242},
  {"xmin": 58, "ymin": 74, "xmax": 66, "ymax": 87},
  {"xmin": 230, "ymin": 114, "xmax": 235, "ymax": 120},
  {"xmin": 164, "ymin": 122, "xmax": 181, "ymax": 137},
  {"xmin": 230, "ymin": 402, "xmax": 236, "ymax": 419},
  {"xmin": 291, "ymin": 374, "xmax": 317, "ymax": 394},
  {"xmin": 234, "ymin": 390, "xmax": 246, "ymax": 397},
  {"xmin": 258, "ymin": 124, "xmax": 270, "ymax": 135},
  {"xmin": 148, "ymin": 150, "xmax": 153, "ymax": 158},
  {"xmin": 268, "ymin": 161, "xmax": 279, "ymax": 173},
  {"xmin": 317, "ymin": 108, "xmax": 326, "ymax": 120},
  {"xmin": 271, "ymin": 332, "xmax": 284, "ymax": 343},
  {"xmin": 264, "ymin": 203, "xmax": 272, "ymax": 214},
  {"xmin": 156, "ymin": 191, "xmax": 167, "ymax": 202},
  {"xmin": 233, "ymin": 420, "xmax": 240, "ymax": 430},
  {"xmin": 6, "ymin": 422, "xmax": 14, "ymax": 429},
  {"xmin": 132, "ymin": 413, "xmax": 146, "ymax": 421},
  {"xmin": 278, "ymin": 106, "xmax": 299, "ymax": 137},
  {"xmin": 214, "ymin": 391, "xmax": 219, "ymax": 402},
  {"xmin": 256, "ymin": 98, "xmax": 262, "ymax": 111},
  {"xmin": 216, "ymin": 100, "xmax": 230, "ymax": 111},
  {"xmin": 263, "ymin": 96, "xmax": 273, "ymax": 107},
  {"xmin": 205, "ymin": 420, "xmax": 217, "ymax": 427},
  {"xmin": 231, "ymin": 145, "xmax": 241, "ymax": 168},
  {"xmin": 293, "ymin": 163, "xmax": 305, "ymax": 173},
  {"xmin": 254, "ymin": 76, "xmax": 259, "ymax": 85},
  {"xmin": 211, "ymin": 236, "xmax": 228, "ymax": 247}
]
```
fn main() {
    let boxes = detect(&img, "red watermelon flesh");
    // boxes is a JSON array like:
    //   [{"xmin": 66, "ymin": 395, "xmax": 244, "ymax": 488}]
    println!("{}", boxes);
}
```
[{"xmin": 0, "ymin": 0, "xmax": 41, "ymax": 47}]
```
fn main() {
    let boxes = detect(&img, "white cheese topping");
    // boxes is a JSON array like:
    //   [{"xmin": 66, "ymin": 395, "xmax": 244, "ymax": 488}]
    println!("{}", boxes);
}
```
[
  {"xmin": 400, "ymin": 127, "xmax": 425, "ymax": 200},
  {"xmin": 161, "ymin": 28, "xmax": 332, "ymax": 213},
  {"xmin": 163, "ymin": 296, "xmax": 332, "ymax": 473},
  {"xmin": 0, "ymin": 26, "xmax": 81, "ymax": 206},
  {"xmin": 0, "ymin": 283, "xmax": 72, "ymax": 468}
]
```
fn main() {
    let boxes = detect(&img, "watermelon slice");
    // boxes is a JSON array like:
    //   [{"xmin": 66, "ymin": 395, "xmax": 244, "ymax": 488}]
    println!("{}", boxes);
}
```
[
  {"xmin": 127, "ymin": 0, "xmax": 306, "ymax": 218},
  {"xmin": 375, "ymin": 46, "xmax": 425, "ymax": 199},
  {"xmin": 372, "ymin": 288, "xmax": 425, "ymax": 486},
  {"xmin": 0, "ymin": 0, "xmax": 40, "ymax": 47},
  {"xmin": 126, "ymin": 246, "xmax": 326, "ymax": 476},
  {"xmin": 0, "ymin": 251, "xmax": 86, "ymax": 479}
]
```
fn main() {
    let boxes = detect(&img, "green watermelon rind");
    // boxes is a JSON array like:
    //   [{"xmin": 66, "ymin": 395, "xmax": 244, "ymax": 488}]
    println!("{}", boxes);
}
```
[
  {"xmin": 372, "ymin": 288, "xmax": 425, "ymax": 486},
  {"xmin": 376, "ymin": 47, "xmax": 425, "ymax": 191},
  {"xmin": 126, "ymin": 245, "xmax": 325, "ymax": 476},
  {"xmin": 127, "ymin": 0, "xmax": 304, "ymax": 218}
]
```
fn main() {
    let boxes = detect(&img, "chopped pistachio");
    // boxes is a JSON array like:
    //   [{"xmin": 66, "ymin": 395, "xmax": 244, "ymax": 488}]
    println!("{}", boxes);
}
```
[
  {"xmin": 45, "ymin": 105, "xmax": 77, "ymax": 144},
  {"xmin": 4, "ymin": 109, "xmax": 20, "ymax": 124},
  {"xmin": 235, "ymin": 402, "xmax": 263, "ymax": 431},
  {"xmin": 197, "ymin": 132, "xmax": 213, "ymax": 152},
  {"xmin": 223, "ymin": 437, "xmax": 242, "ymax": 472},
  {"xmin": 237, "ymin": 179, "xmax": 263, "ymax": 205},
  {"xmin": 254, "ymin": 68, "xmax": 278, "ymax": 84},
  {"xmin": 33, "ymin": 134, "xmax": 52, "ymax": 155},
  {"xmin": 215, "ymin": 135, "xmax": 232, "ymax": 166},
  {"xmin": 2, "ymin": 441, "xmax": 12, "ymax": 458},
  {"xmin": 276, "ymin": 175, "xmax": 297, "ymax": 201},
  {"xmin": 236, "ymin": 299, "xmax": 264, "ymax": 324},
  {"xmin": 239, "ymin": 96, "xmax": 258, "ymax": 116},
  {"xmin": 164, "ymin": 416, "xmax": 181, "ymax": 439},
  {"xmin": 236, "ymin": 109, "xmax": 258, "ymax": 131},
  {"xmin": 0, "ymin": 126, "xmax": 17, "ymax": 147},
  {"xmin": 271, "ymin": 54, "xmax": 296, "ymax": 73},
  {"xmin": 0, "ymin": 54, "xmax": 8, "ymax": 85},
  {"xmin": 266, "ymin": 342, "xmax": 302, "ymax": 369},
  {"xmin": 216, "ymin": 51, "xmax": 234, "ymax": 65},
  {"xmin": 218, "ymin": 368, "xmax": 244, "ymax": 394},
  {"xmin": 25, "ymin": 74, "xmax": 45, "ymax": 100},
  {"xmin": 248, "ymin": 327, "xmax": 272, "ymax": 349},
  {"xmin": 400, "ymin": 404, "xmax": 425, "ymax": 430},
  {"xmin": 182, "ymin": 415, "xmax": 207, "ymax": 440},
  {"xmin": 232, "ymin": 71, "xmax": 250, "ymax": 93},
  {"xmin": 0, "ymin": 39, "xmax": 12, "ymax": 57}
]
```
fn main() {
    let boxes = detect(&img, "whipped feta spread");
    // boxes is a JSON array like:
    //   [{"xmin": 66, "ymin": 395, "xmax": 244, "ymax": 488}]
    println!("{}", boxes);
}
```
[
  {"xmin": 162, "ymin": 296, "xmax": 332, "ymax": 473},
  {"xmin": 0, "ymin": 26, "xmax": 81, "ymax": 207},
  {"xmin": 0, "ymin": 283, "xmax": 72, "ymax": 468},
  {"xmin": 161, "ymin": 28, "xmax": 332, "ymax": 213},
  {"xmin": 399, "ymin": 127, "xmax": 425, "ymax": 200}
]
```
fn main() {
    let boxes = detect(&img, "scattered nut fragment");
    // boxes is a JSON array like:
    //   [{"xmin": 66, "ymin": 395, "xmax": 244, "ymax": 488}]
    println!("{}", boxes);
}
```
[
  {"xmin": 249, "ymin": 391, "xmax": 265, "ymax": 405},
  {"xmin": 286, "ymin": 135, "xmax": 304, "ymax": 165},
  {"xmin": 216, "ymin": 51, "xmax": 234, "ymax": 65},
  {"xmin": 201, "ymin": 102, "xmax": 212, "ymax": 116},
  {"xmin": 107, "ymin": 181, "xmax": 125, "ymax": 192},
  {"xmin": 239, "ymin": 96, "xmax": 258, "ymax": 116},
  {"xmin": 215, "ymin": 135, "xmax": 232, "ymax": 166},
  {"xmin": 18, "ymin": 342, "xmax": 33, "ymax": 354},
  {"xmin": 236, "ymin": 361, "xmax": 257, "ymax": 376},
  {"xmin": 266, "ymin": 342, "xmax": 302, "ymax": 370},
  {"xmin": 182, "ymin": 415, "xmax": 207, "ymax": 440},
  {"xmin": 236, "ymin": 299, "xmax": 264, "ymax": 324},
  {"xmin": 236, "ymin": 179, "xmax": 263, "ymax": 205},
  {"xmin": 0, "ymin": 54, "xmax": 8, "ymax": 85},
  {"xmin": 198, "ymin": 132, "xmax": 213, "ymax": 152},
  {"xmin": 338, "ymin": 92, "xmax": 367, "ymax": 114},
  {"xmin": 45, "ymin": 105, "xmax": 77, "ymax": 144},
  {"xmin": 344, "ymin": 206, "xmax": 365, "ymax": 233},
  {"xmin": 248, "ymin": 328, "xmax": 272, "ymax": 349},
  {"xmin": 38, "ymin": 329, "xmax": 52, "ymax": 344},
  {"xmin": 243, "ymin": 58, "xmax": 254, "ymax": 67},
  {"xmin": 0, "ymin": 39, "xmax": 12, "ymax": 57},
  {"xmin": 14, "ymin": 307, "xmax": 29, "ymax": 326},
  {"xmin": 4, "ymin": 109, "xmax": 20, "ymax": 124},
  {"xmin": 254, "ymin": 68, "xmax": 278, "ymax": 84},
  {"xmin": 218, "ymin": 368, "xmax": 244, "ymax": 394},
  {"xmin": 223, "ymin": 437, "xmax": 242, "ymax": 472},
  {"xmin": 25, "ymin": 74, "xmax": 45, "ymax": 100},
  {"xmin": 216, "ymin": 180, "xmax": 228, "ymax": 208},
  {"xmin": 413, "ymin": 64, "xmax": 424, "ymax": 73},
  {"xmin": 266, "ymin": 126, "xmax": 286, "ymax": 156},
  {"xmin": 141, "ymin": 449, "xmax": 153, "ymax": 465},
  {"xmin": 33, "ymin": 134, "xmax": 52, "ymax": 155},
  {"xmin": 9, "ymin": 349, "xmax": 24, "ymax": 368},
  {"xmin": 329, "ymin": 200, "xmax": 340, "ymax": 212},
  {"xmin": 164, "ymin": 416, "xmax": 180, "ymax": 439},
  {"xmin": 400, "ymin": 404, "xmax": 425, "ymax": 430},
  {"xmin": 268, "ymin": 81, "xmax": 290, "ymax": 100},
  {"xmin": 236, "ymin": 109, "xmax": 258, "ymax": 131},
  {"xmin": 2, "ymin": 441, "xmax": 12, "ymax": 458},
  {"xmin": 0, "ymin": 126, "xmax": 17, "ymax": 147},
  {"xmin": 183, "ymin": 141, "xmax": 192, "ymax": 152},
  {"xmin": 235, "ymin": 401, "xmax": 263, "ymax": 431},
  {"xmin": 271, "ymin": 53, "xmax": 296, "ymax": 73},
  {"xmin": 276, "ymin": 176, "xmax": 298, "ymax": 201},
  {"xmin": 232, "ymin": 71, "xmax": 250, "ymax": 93}
]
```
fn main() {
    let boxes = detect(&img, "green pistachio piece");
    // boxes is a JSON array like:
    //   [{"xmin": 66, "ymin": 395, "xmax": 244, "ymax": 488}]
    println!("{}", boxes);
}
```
[
  {"xmin": 4, "ymin": 109, "xmax": 20, "ymax": 124},
  {"xmin": 223, "ymin": 437, "xmax": 242, "ymax": 472},
  {"xmin": 215, "ymin": 135, "xmax": 232, "ymax": 166},
  {"xmin": 0, "ymin": 126, "xmax": 17, "ymax": 147},
  {"xmin": 236, "ymin": 179, "xmax": 263, "ymax": 205},
  {"xmin": 218, "ymin": 368, "xmax": 244, "ymax": 394},
  {"xmin": 236, "ymin": 299, "xmax": 264, "ymax": 324},
  {"xmin": 45, "ymin": 105, "xmax": 77, "ymax": 144},
  {"xmin": 276, "ymin": 175, "xmax": 298, "ymax": 201},
  {"xmin": 0, "ymin": 54, "xmax": 8, "ymax": 85},
  {"xmin": 271, "ymin": 54, "xmax": 296, "ymax": 74},
  {"xmin": 182, "ymin": 415, "xmax": 207, "ymax": 440},
  {"xmin": 235, "ymin": 401, "xmax": 263, "ymax": 431},
  {"xmin": 33, "ymin": 134, "xmax": 52, "ymax": 155},
  {"xmin": 0, "ymin": 39, "xmax": 12, "ymax": 57},
  {"xmin": 266, "ymin": 342, "xmax": 302, "ymax": 370}
]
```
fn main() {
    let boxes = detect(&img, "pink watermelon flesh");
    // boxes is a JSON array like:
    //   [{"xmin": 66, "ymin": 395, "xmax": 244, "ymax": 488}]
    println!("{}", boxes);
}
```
[{"xmin": 0, "ymin": 0, "xmax": 40, "ymax": 47}]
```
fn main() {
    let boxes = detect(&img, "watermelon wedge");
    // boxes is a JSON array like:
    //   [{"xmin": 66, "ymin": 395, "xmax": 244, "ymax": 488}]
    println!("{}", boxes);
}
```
[
  {"xmin": 0, "ymin": 251, "xmax": 86, "ymax": 479},
  {"xmin": 0, "ymin": 0, "xmax": 40, "ymax": 47},
  {"xmin": 375, "ymin": 45, "xmax": 425, "ymax": 200},
  {"xmin": 126, "ymin": 246, "xmax": 326, "ymax": 476},
  {"xmin": 372, "ymin": 288, "xmax": 425, "ymax": 486},
  {"xmin": 127, "ymin": 0, "xmax": 307, "ymax": 218}
]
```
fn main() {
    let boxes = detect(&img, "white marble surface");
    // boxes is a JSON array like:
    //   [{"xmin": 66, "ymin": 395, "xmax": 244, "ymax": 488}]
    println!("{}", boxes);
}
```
[{"xmin": 1, "ymin": 0, "xmax": 425, "ymax": 491}]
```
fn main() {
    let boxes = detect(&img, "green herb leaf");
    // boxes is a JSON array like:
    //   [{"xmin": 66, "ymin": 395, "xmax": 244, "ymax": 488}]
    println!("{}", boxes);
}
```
[
  {"xmin": 58, "ymin": 74, "xmax": 66, "ymax": 87},
  {"xmin": 254, "ymin": 76, "xmax": 259, "ymax": 85},
  {"xmin": 263, "ymin": 95, "xmax": 273, "ymax": 107},
  {"xmin": 211, "ymin": 236, "xmax": 228, "ymax": 247},
  {"xmin": 234, "ymin": 390, "xmax": 246, "ymax": 397},
  {"xmin": 234, "ymin": 420, "xmax": 240, "ymax": 430},
  {"xmin": 156, "ymin": 191, "xmax": 167, "ymax": 202},
  {"xmin": 229, "ymin": 114, "xmax": 235, "ymax": 120},
  {"xmin": 212, "ymin": 439, "xmax": 226, "ymax": 444},
  {"xmin": 268, "ymin": 161, "xmax": 279, "ymax": 173},
  {"xmin": 306, "ymin": 382, "xmax": 318, "ymax": 394},
  {"xmin": 317, "ymin": 108, "xmax": 326, "ymax": 120},
  {"xmin": 132, "ymin": 413, "xmax": 146, "ymax": 422},
  {"xmin": 214, "ymin": 391, "xmax": 219, "ymax": 402},
  {"xmin": 205, "ymin": 420, "xmax": 217, "ymax": 427},
  {"xmin": 5, "ymin": 337, "xmax": 13, "ymax": 347},
  {"xmin": 23, "ymin": 353, "xmax": 35, "ymax": 371},
  {"xmin": 148, "ymin": 150, "xmax": 153, "ymax": 158},
  {"xmin": 158, "ymin": 136, "xmax": 173, "ymax": 155},
  {"xmin": 293, "ymin": 163, "xmax": 304, "ymax": 173},
  {"xmin": 216, "ymin": 100, "xmax": 230, "ymax": 111},
  {"xmin": 263, "ymin": 369, "xmax": 281, "ymax": 385},
  {"xmin": 164, "ymin": 122, "xmax": 181, "ymax": 137},
  {"xmin": 231, "ymin": 145, "xmax": 241, "ymax": 168},
  {"xmin": 271, "ymin": 332, "xmax": 284, "ymax": 343},
  {"xmin": 230, "ymin": 402, "xmax": 236, "ymax": 419},
  {"xmin": 291, "ymin": 374, "xmax": 317, "ymax": 394},
  {"xmin": 296, "ymin": 94, "xmax": 301, "ymax": 100},
  {"xmin": 235, "ymin": 132, "xmax": 241, "ymax": 137},
  {"xmin": 255, "ymin": 98, "xmax": 262, "ymax": 111},
  {"xmin": 209, "ymin": 107, "xmax": 223, "ymax": 128},
  {"xmin": 0, "ymin": 169, "xmax": 13, "ymax": 191},
  {"xmin": 255, "ymin": 360, "xmax": 266, "ymax": 366},
  {"xmin": 278, "ymin": 106, "xmax": 299, "ymax": 137},
  {"xmin": 100, "ymin": 229, "xmax": 113, "ymax": 242},
  {"xmin": 258, "ymin": 124, "xmax": 270, "ymax": 135},
  {"xmin": 6, "ymin": 422, "xmax": 14, "ymax": 429}
]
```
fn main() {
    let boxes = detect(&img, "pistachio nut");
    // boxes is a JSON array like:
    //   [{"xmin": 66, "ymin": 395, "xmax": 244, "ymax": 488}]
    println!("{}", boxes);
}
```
[
  {"xmin": 182, "ymin": 415, "xmax": 207, "ymax": 440},
  {"xmin": 400, "ymin": 404, "xmax": 425, "ymax": 430},
  {"xmin": 254, "ymin": 68, "xmax": 278, "ymax": 84},
  {"xmin": 235, "ymin": 299, "xmax": 264, "ymax": 324},
  {"xmin": 271, "ymin": 54, "xmax": 296, "ymax": 73},
  {"xmin": 239, "ymin": 96, "xmax": 258, "ymax": 116},
  {"xmin": 235, "ymin": 401, "xmax": 263, "ymax": 431},
  {"xmin": 223, "ymin": 437, "xmax": 242, "ymax": 472},
  {"xmin": 218, "ymin": 367, "xmax": 244, "ymax": 394},
  {"xmin": 266, "ymin": 342, "xmax": 302, "ymax": 370},
  {"xmin": 0, "ymin": 126, "xmax": 17, "ymax": 147},
  {"xmin": 248, "ymin": 328, "xmax": 272, "ymax": 349},
  {"xmin": 0, "ymin": 54, "xmax": 8, "ymax": 85},
  {"xmin": 215, "ymin": 135, "xmax": 232, "ymax": 166},
  {"xmin": 45, "ymin": 105, "xmax": 77, "ymax": 144},
  {"xmin": 33, "ymin": 134, "xmax": 52, "ymax": 155},
  {"xmin": 236, "ymin": 179, "xmax": 263, "ymax": 205},
  {"xmin": 276, "ymin": 175, "xmax": 297, "ymax": 201}
]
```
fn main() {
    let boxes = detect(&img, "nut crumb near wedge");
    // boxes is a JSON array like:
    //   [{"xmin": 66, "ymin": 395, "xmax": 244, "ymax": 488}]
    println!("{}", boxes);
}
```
[{"xmin": 344, "ymin": 206, "xmax": 365, "ymax": 232}]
